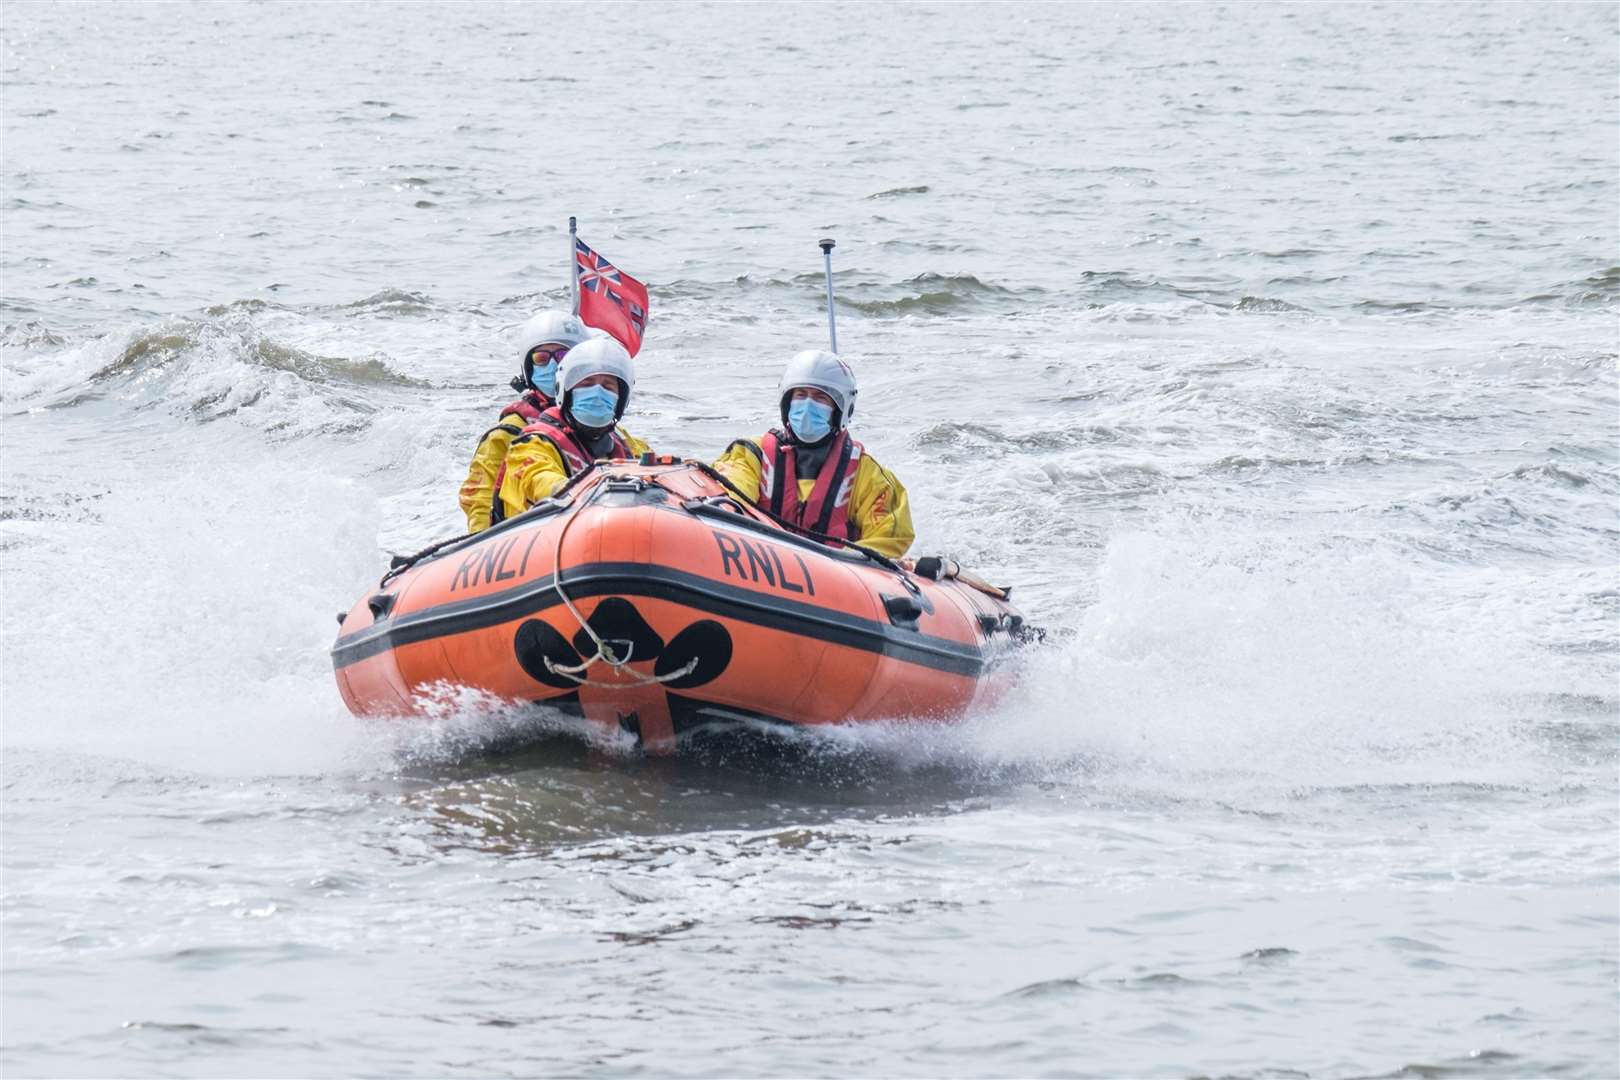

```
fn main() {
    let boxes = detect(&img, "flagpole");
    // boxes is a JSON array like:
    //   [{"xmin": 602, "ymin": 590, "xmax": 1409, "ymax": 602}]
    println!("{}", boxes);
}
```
[
  {"xmin": 568, "ymin": 216, "xmax": 581, "ymax": 315},
  {"xmin": 819, "ymin": 237, "xmax": 838, "ymax": 353}
]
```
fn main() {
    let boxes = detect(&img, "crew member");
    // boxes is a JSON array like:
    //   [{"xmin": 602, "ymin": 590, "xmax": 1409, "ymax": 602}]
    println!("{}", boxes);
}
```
[
  {"xmin": 714, "ymin": 350, "xmax": 914, "ymax": 559},
  {"xmin": 498, "ymin": 337, "xmax": 652, "ymax": 517},
  {"xmin": 458, "ymin": 311, "xmax": 590, "ymax": 533}
]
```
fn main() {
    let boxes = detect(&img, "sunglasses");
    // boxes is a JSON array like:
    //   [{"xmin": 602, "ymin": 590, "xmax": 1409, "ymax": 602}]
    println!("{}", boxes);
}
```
[{"xmin": 527, "ymin": 345, "xmax": 570, "ymax": 364}]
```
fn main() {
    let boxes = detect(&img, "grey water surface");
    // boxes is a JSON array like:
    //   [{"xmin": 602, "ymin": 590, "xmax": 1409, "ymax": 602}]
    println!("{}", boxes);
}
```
[{"xmin": 2, "ymin": 2, "xmax": 1617, "ymax": 1077}]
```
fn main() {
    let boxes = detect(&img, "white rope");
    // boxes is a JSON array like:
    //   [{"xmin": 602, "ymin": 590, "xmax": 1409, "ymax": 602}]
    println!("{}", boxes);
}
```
[{"xmin": 541, "ymin": 481, "xmax": 700, "ymax": 689}]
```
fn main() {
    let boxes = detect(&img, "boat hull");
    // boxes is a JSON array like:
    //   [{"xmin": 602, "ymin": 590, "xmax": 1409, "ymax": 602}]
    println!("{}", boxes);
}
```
[{"xmin": 332, "ymin": 463, "xmax": 1028, "ymax": 751}]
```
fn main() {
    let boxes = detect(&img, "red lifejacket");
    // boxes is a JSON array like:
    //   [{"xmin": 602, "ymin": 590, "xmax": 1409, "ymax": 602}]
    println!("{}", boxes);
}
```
[
  {"xmin": 513, "ymin": 404, "xmax": 633, "ymax": 476},
  {"xmin": 756, "ymin": 428, "xmax": 864, "ymax": 540},
  {"xmin": 487, "ymin": 392, "xmax": 552, "ymax": 526},
  {"xmin": 498, "ymin": 391, "xmax": 549, "ymax": 425}
]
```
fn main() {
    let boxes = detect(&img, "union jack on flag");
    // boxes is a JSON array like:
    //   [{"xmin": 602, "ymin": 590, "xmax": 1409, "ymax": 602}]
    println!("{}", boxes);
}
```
[{"xmin": 574, "ymin": 238, "xmax": 650, "ymax": 356}]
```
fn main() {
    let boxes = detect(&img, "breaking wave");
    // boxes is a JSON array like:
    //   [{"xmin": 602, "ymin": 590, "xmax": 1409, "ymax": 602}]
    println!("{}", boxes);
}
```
[
  {"xmin": 328, "ymin": 289, "xmax": 440, "ymax": 316},
  {"xmin": 835, "ymin": 272, "xmax": 1023, "ymax": 316},
  {"xmin": 593, "ymin": 267, "xmax": 1620, "ymax": 325},
  {"xmin": 738, "ymin": 515, "xmax": 1586, "ymax": 803},
  {"xmin": 2, "ymin": 312, "xmax": 431, "ymax": 431},
  {"xmin": 1520, "ymin": 266, "xmax": 1620, "ymax": 308}
]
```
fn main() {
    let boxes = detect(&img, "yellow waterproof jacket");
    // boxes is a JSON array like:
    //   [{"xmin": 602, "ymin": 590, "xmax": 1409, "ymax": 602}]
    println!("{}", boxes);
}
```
[
  {"xmin": 498, "ymin": 418, "xmax": 652, "ymax": 521},
  {"xmin": 713, "ymin": 433, "xmax": 915, "ymax": 559},
  {"xmin": 458, "ymin": 392, "xmax": 550, "ymax": 534}
]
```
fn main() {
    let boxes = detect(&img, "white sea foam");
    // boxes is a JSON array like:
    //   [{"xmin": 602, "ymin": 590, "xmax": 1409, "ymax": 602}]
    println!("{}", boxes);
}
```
[{"xmin": 0, "ymin": 458, "xmax": 382, "ymax": 775}]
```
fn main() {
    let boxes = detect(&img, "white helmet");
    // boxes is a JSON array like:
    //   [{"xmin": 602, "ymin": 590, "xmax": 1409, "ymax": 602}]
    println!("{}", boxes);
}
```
[
  {"xmin": 559, "ymin": 337, "xmax": 635, "ymax": 422},
  {"xmin": 517, "ymin": 311, "xmax": 590, "ymax": 355},
  {"xmin": 778, "ymin": 349, "xmax": 857, "ymax": 430},
  {"xmin": 516, "ymin": 310, "xmax": 590, "ymax": 389}
]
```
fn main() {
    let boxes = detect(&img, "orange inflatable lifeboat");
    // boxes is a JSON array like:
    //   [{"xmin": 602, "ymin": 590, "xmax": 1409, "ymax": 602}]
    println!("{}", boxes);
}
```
[{"xmin": 331, "ymin": 459, "xmax": 1036, "ymax": 752}]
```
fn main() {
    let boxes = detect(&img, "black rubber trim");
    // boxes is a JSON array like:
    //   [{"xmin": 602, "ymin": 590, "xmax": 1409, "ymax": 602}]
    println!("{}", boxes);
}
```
[{"xmin": 330, "ymin": 561, "xmax": 985, "ymax": 677}]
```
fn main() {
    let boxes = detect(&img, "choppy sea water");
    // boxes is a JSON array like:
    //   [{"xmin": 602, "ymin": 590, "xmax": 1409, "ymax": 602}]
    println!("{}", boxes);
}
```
[{"xmin": 3, "ymin": 2, "xmax": 1617, "ymax": 1077}]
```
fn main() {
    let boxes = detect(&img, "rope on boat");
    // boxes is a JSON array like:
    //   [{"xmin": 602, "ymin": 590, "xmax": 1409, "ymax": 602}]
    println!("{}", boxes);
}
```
[
  {"xmin": 379, "ymin": 530, "xmax": 472, "ymax": 588},
  {"xmin": 541, "ymin": 481, "xmax": 699, "ymax": 689},
  {"xmin": 378, "ymin": 463, "xmax": 612, "ymax": 588},
  {"xmin": 687, "ymin": 460, "xmax": 904, "ymax": 572}
]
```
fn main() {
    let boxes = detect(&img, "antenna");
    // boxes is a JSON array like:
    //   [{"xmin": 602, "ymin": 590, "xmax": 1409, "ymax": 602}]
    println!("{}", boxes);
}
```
[{"xmin": 818, "ymin": 238, "xmax": 838, "ymax": 353}]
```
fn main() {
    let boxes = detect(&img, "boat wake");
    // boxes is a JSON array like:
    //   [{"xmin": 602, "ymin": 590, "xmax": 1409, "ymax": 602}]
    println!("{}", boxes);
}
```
[{"xmin": 0, "ymin": 459, "xmax": 1579, "ymax": 808}]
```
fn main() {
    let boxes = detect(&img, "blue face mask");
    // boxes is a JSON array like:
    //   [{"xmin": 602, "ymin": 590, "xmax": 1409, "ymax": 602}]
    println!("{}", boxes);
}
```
[
  {"xmin": 787, "ymin": 396, "xmax": 834, "ymax": 444},
  {"xmin": 568, "ymin": 384, "xmax": 620, "ymax": 430},
  {"xmin": 529, "ymin": 361, "xmax": 558, "ymax": 398}
]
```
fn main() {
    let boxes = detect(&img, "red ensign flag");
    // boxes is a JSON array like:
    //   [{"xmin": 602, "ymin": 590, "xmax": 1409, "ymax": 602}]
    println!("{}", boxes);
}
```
[{"xmin": 574, "ymin": 238, "xmax": 650, "ymax": 356}]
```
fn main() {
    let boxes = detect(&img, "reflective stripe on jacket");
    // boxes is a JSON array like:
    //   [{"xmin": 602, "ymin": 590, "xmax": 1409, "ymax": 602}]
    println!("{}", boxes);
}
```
[
  {"xmin": 758, "ymin": 428, "xmax": 863, "ymax": 540},
  {"xmin": 713, "ymin": 430, "xmax": 915, "ymax": 559}
]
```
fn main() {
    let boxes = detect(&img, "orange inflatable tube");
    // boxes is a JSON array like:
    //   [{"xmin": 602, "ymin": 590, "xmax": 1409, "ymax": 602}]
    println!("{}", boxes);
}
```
[{"xmin": 332, "ymin": 460, "xmax": 1034, "ymax": 752}]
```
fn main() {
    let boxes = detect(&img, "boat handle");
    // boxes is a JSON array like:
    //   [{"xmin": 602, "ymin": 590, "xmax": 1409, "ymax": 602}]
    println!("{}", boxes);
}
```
[{"xmin": 881, "ymin": 592, "xmax": 925, "ymax": 628}]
